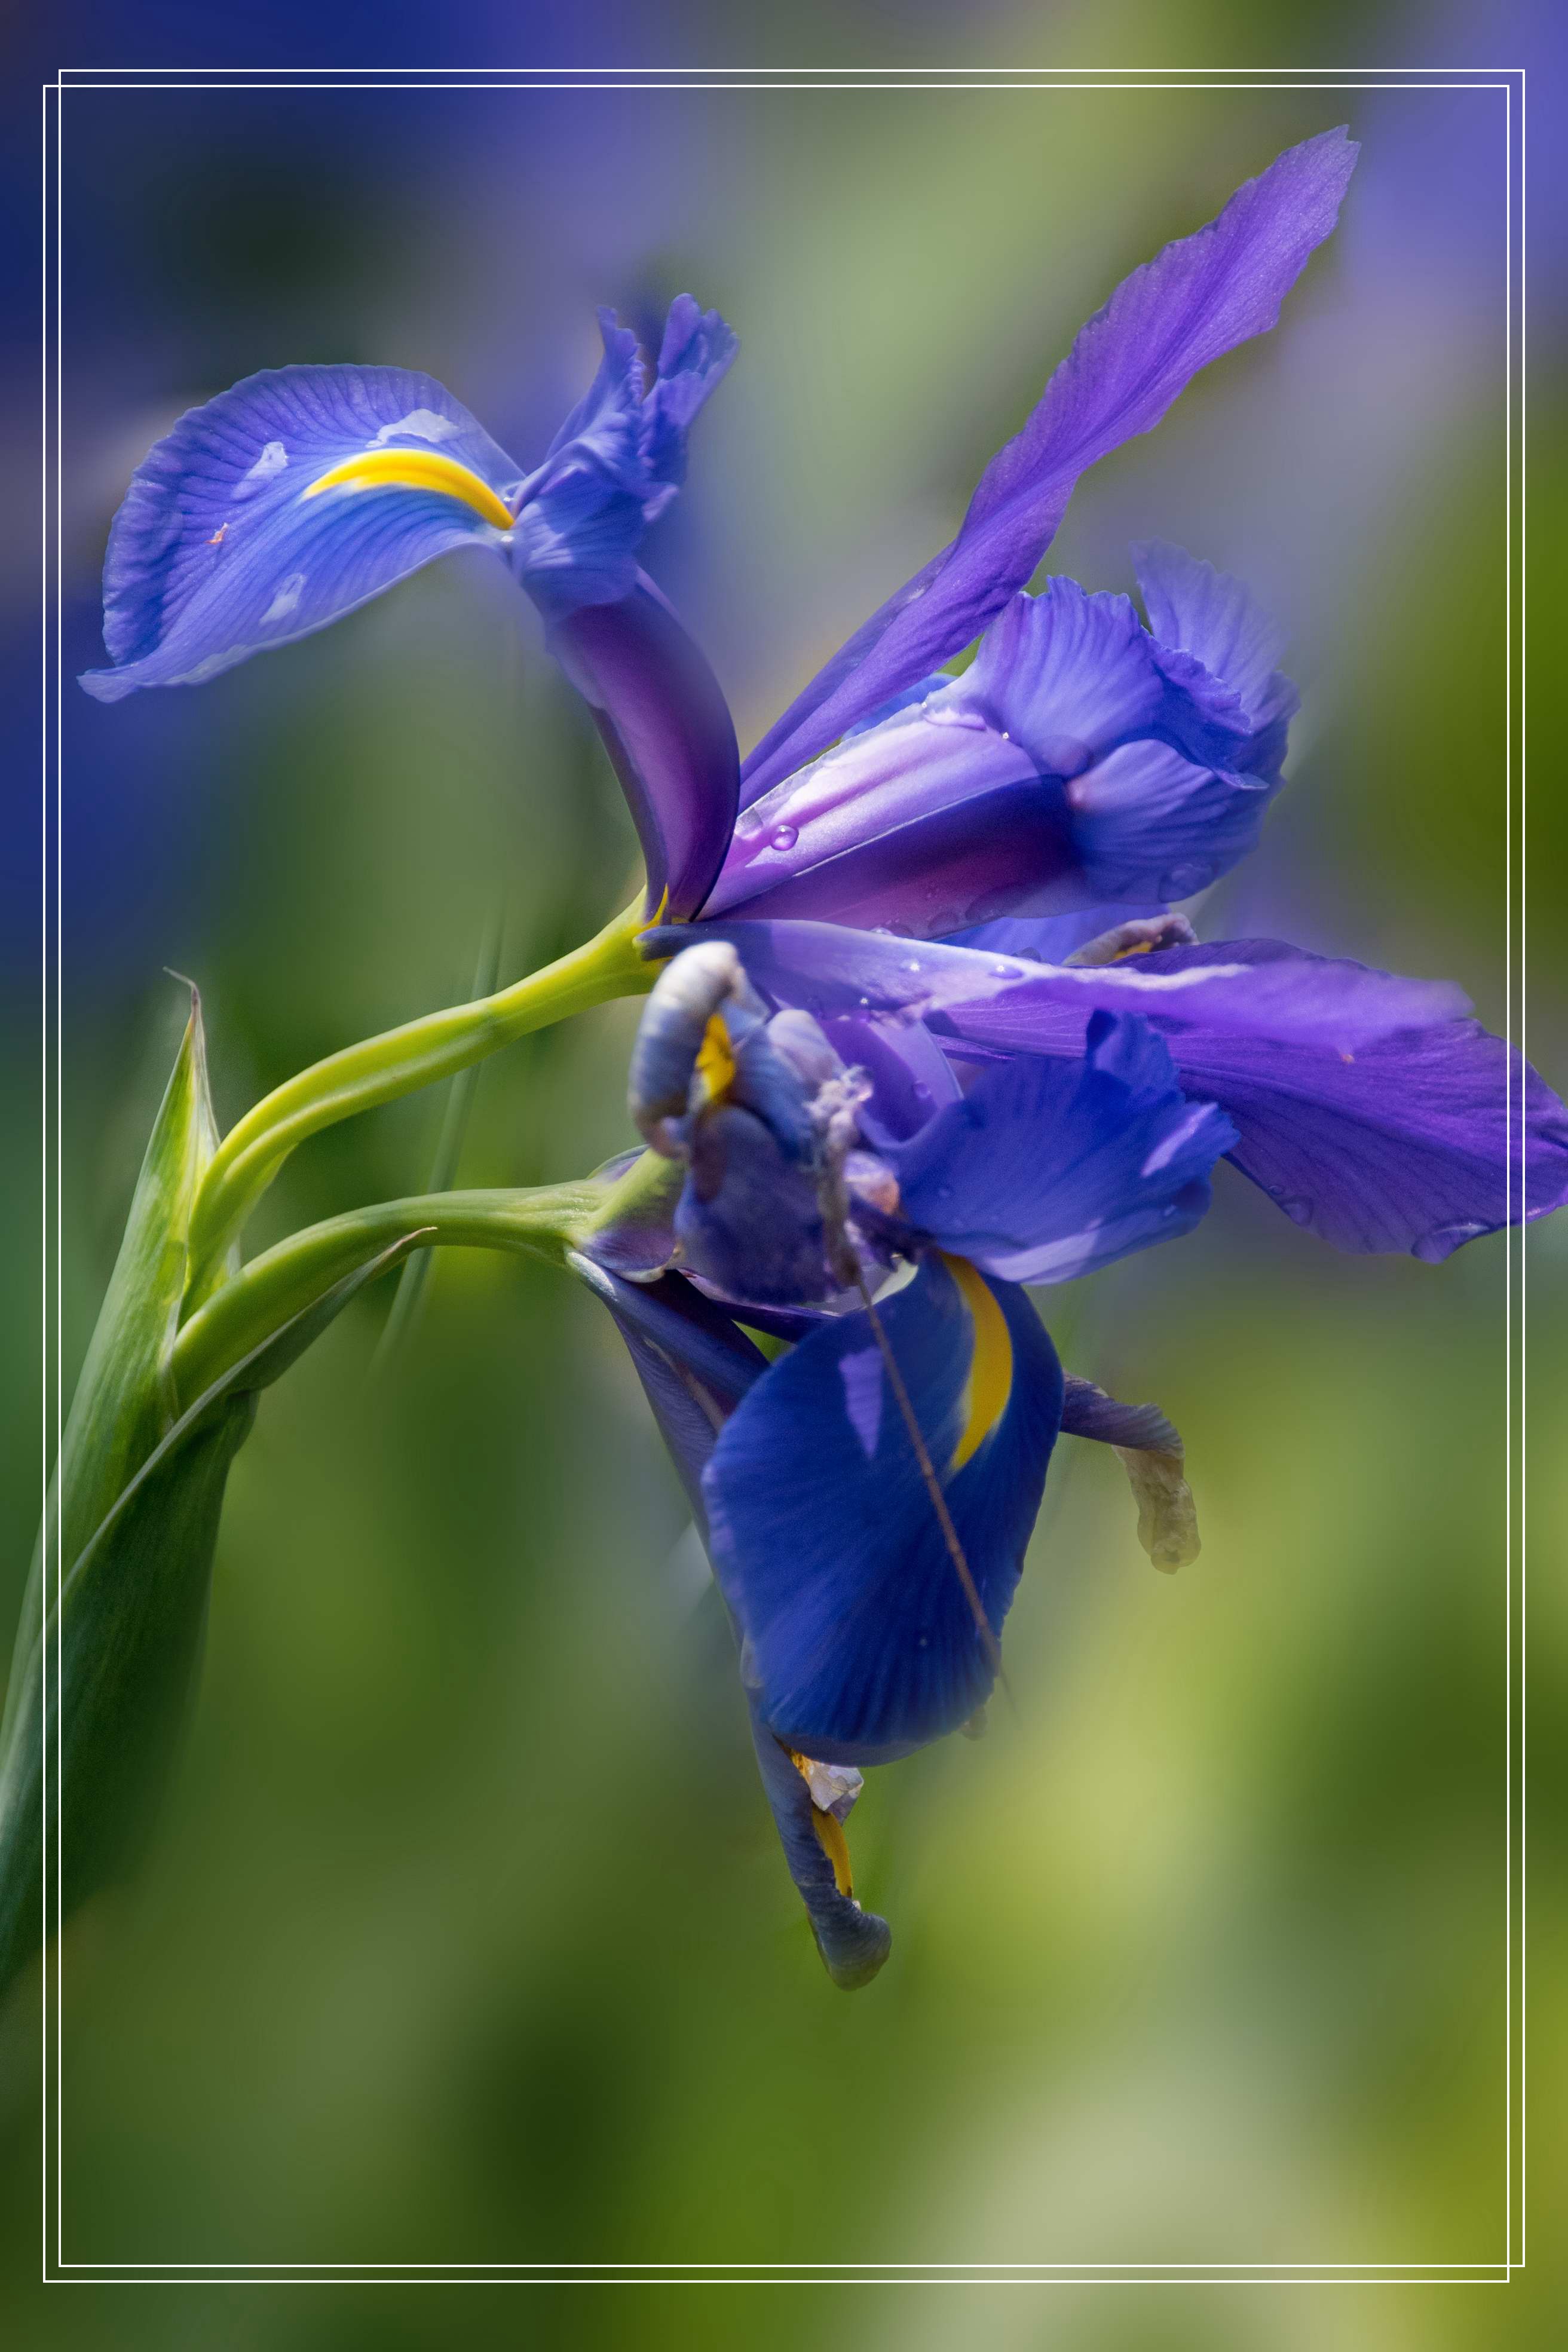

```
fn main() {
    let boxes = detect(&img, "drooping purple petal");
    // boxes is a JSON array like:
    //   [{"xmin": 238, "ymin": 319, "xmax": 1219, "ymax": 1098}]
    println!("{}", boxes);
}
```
[
  {"xmin": 647, "ymin": 921, "xmax": 1466, "ymax": 1054},
  {"xmin": 565, "ymin": 1251, "xmax": 891, "ymax": 1989},
  {"xmin": 705, "ymin": 1257, "xmax": 1064, "ymax": 1764},
  {"xmin": 740, "ymin": 127, "xmax": 1358, "ymax": 798},
  {"xmin": 1110, "ymin": 945, "xmax": 1568, "ymax": 1257},
  {"xmin": 889, "ymin": 1012, "xmax": 1235, "ymax": 1284},
  {"xmin": 552, "ymin": 575, "xmax": 740, "ymax": 918},
  {"xmin": 81, "ymin": 366, "xmax": 525, "ymax": 700}
]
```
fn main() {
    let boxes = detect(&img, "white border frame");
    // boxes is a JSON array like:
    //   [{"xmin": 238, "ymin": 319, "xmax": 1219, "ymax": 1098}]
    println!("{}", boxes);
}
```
[{"xmin": 38, "ymin": 60, "xmax": 1529, "ymax": 2289}]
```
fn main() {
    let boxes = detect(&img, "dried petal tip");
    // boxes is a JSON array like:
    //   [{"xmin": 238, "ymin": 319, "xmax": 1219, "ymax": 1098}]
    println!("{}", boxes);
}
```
[{"xmin": 1113, "ymin": 1444, "xmax": 1200, "ymax": 1570}]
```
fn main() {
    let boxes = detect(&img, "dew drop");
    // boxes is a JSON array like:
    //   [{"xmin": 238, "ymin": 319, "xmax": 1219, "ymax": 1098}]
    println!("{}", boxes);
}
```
[
  {"xmin": 1279, "ymin": 1196, "xmax": 1313, "ymax": 1226},
  {"xmin": 770, "ymin": 824, "xmax": 798, "ymax": 852},
  {"xmin": 901, "ymin": 958, "xmax": 923, "ymax": 974},
  {"xmin": 990, "ymin": 961, "xmax": 1021, "ymax": 980}
]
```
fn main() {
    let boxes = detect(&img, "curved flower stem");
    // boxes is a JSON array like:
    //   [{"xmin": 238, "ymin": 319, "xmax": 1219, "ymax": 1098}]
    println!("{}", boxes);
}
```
[
  {"xmin": 172, "ymin": 1181, "xmax": 610, "ymax": 1408},
  {"xmin": 183, "ymin": 898, "xmax": 659, "ymax": 1307}
]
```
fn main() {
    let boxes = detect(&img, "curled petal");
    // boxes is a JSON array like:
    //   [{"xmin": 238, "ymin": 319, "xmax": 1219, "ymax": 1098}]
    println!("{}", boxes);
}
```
[
  {"xmin": 711, "ymin": 584, "xmax": 1272, "ymax": 936},
  {"xmin": 1134, "ymin": 540, "xmax": 1298, "ymax": 776},
  {"xmin": 1060, "ymin": 1374, "xmax": 1198, "ymax": 1569},
  {"xmin": 887, "ymin": 1012, "xmax": 1235, "ymax": 1284},
  {"xmin": 81, "ymin": 365, "xmax": 523, "ymax": 700},
  {"xmin": 705, "ymin": 1257, "xmax": 1064, "ymax": 1764},
  {"xmin": 745, "ymin": 1699, "xmax": 892, "ymax": 1990},
  {"xmin": 555, "ymin": 577, "xmax": 741, "ymax": 918},
  {"xmin": 741, "ymin": 128, "xmax": 1357, "ymax": 797}
]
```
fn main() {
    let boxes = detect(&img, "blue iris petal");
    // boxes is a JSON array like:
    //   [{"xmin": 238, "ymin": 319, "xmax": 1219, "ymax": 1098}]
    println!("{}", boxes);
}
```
[
  {"xmin": 81, "ymin": 365, "xmax": 523, "ymax": 700},
  {"xmin": 889, "ymin": 1010, "xmax": 1236, "ymax": 1284},
  {"xmin": 704, "ymin": 1257, "xmax": 1064, "ymax": 1764}
]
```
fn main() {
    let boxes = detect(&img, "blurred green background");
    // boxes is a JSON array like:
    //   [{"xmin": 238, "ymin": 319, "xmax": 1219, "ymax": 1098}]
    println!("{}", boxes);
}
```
[{"xmin": 2, "ymin": 8, "xmax": 1564, "ymax": 2344}]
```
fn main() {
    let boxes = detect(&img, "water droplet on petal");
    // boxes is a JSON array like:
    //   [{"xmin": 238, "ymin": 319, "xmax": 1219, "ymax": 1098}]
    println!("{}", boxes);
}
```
[
  {"xmin": 1279, "ymin": 1196, "xmax": 1313, "ymax": 1226},
  {"xmin": 901, "ymin": 958, "xmax": 923, "ymax": 974},
  {"xmin": 989, "ymin": 961, "xmax": 1021, "ymax": 980},
  {"xmin": 1413, "ymin": 1219, "xmax": 1488, "ymax": 1263},
  {"xmin": 1160, "ymin": 861, "xmax": 1213, "ymax": 898},
  {"xmin": 770, "ymin": 824, "xmax": 798, "ymax": 852}
]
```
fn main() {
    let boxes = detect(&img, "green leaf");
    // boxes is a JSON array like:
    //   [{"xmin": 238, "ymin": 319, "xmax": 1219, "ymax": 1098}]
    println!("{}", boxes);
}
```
[{"xmin": 0, "ymin": 979, "xmax": 426, "ymax": 1996}]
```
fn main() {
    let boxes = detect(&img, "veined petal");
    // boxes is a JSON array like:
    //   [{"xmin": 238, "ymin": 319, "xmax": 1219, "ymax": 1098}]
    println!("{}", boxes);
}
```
[
  {"xmin": 705, "ymin": 1257, "xmax": 1064, "ymax": 1763},
  {"xmin": 567, "ymin": 1253, "xmax": 892, "ymax": 1989},
  {"xmin": 954, "ymin": 580, "xmax": 1252, "ymax": 773},
  {"xmin": 647, "ymin": 921, "xmax": 1465, "ymax": 1055},
  {"xmin": 708, "ymin": 587, "xmax": 1270, "ymax": 935},
  {"xmin": 515, "ymin": 297, "xmax": 739, "ymax": 617},
  {"xmin": 552, "ymin": 575, "xmax": 740, "ymax": 918},
  {"xmin": 889, "ymin": 1012, "xmax": 1235, "ymax": 1282},
  {"xmin": 1134, "ymin": 540, "xmax": 1298, "ymax": 775},
  {"xmin": 740, "ymin": 127, "xmax": 1358, "ymax": 798},
  {"xmin": 1126, "ymin": 942, "xmax": 1568, "ymax": 1256},
  {"xmin": 81, "ymin": 366, "xmax": 524, "ymax": 700}
]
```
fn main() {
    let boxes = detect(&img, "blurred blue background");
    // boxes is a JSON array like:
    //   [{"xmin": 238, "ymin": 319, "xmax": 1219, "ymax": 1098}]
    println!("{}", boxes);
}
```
[{"xmin": 1, "ymin": 4, "xmax": 1563, "ymax": 2341}]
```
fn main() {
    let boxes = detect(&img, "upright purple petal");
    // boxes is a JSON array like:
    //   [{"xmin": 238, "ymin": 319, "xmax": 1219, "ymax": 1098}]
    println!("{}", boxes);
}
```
[
  {"xmin": 552, "ymin": 575, "xmax": 740, "ymax": 918},
  {"xmin": 741, "ymin": 128, "xmax": 1357, "ymax": 798}
]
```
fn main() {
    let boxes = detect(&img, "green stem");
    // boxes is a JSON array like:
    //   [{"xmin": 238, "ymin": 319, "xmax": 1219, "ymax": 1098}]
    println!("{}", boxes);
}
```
[
  {"xmin": 183, "ymin": 898, "xmax": 658, "ymax": 1304},
  {"xmin": 172, "ymin": 1183, "xmax": 608, "ymax": 1407}
]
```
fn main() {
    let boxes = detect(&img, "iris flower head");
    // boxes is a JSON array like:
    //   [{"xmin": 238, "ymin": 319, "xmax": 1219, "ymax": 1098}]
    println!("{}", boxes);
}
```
[{"xmin": 82, "ymin": 121, "xmax": 1568, "ymax": 1989}]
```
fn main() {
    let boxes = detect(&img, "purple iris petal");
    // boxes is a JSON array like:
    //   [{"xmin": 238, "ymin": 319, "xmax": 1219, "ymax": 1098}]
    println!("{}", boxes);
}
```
[
  {"xmin": 80, "ymin": 365, "xmax": 525, "ymax": 701},
  {"xmin": 740, "ymin": 127, "xmax": 1358, "ymax": 799},
  {"xmin": 889, "ymin": 1011, "xmax": 1236, "ymax": 1284},
  {"xmin": 647, "ymin": 920, "xmax": 1466, "ymax": 1054},
  {"xmin": 704, "ymin": 1256, "xmax": 1064, "ymax": 1764},
  {"xmin": 1118, "ymin": 942, "xmax": 1568, "ymax": 1258},
  {"xmin": 552, "ymin": 575, "xmax": 740, "ymax": 918},
  {"xmin": 81, "ymin": 297, "xmax": 737, "ymax": 704},
  {"xmin": 707, "ymin": 581, "xmax": 1275, "ymax": 935},
  {"xmin": 567, "ymin": 1252, "xmax": 891, "ymax": 1988},
  {"xmin": 1133, "ymin": 541, "xmax": 1299, "ymax": 777}
]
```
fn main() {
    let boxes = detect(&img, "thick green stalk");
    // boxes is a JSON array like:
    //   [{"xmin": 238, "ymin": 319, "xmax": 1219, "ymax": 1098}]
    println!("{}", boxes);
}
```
[
  {"xmin": 183, "ymin": 898, "xmax": 658, "ymax": 1303},
  {"xmin": 171, "ymin": 1183, "xmax": 610, "ymax": 1407}
]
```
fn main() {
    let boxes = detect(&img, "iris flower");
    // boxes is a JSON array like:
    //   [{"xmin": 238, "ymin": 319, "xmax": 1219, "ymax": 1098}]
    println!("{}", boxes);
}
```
[
  {"xmin": 81, "ymin": 130, "xmax": 1358, "ymax": 939},
  {"xmin": 572, "ymin": 939, "xmax": 1230, "ymax": 1983}
]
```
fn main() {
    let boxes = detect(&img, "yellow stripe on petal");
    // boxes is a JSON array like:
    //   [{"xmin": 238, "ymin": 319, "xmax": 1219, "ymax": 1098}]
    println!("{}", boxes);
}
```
[
  {"xmin": 303, "ymin": 448, "xmax": 514, "ymax": 531},
  {"xmin": 695, "ymin": 1011, "xmax": 737, "ymax": 1106},
  {"xmin": 945, "ymin": 1253, "xmax": 1014, "ymax": 1474}
]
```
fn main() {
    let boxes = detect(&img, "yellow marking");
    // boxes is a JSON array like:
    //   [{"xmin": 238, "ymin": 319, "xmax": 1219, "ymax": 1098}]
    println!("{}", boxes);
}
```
[
  {"xmin": 1110, "ymin": 939, "xmax": 1154, "ymax": 960},
  {"xmin": 695, "ymin": 1012, "xmax": 736, "ymax": 1105},
  {"xmin": 303, "ymin": 448, "xmax": 514, "ymax": 531},
  {"xmin": 945, "ymin": 1254, "xmax": 1014, "ymax": 1474},
  {"xmin": 791, "ymin": 1754, "xmax": 855, "ymax": 1897}
]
